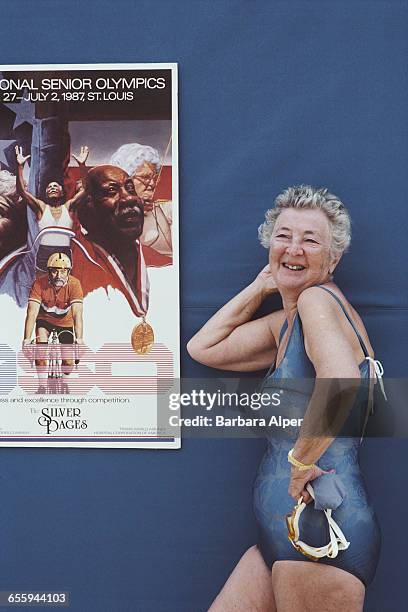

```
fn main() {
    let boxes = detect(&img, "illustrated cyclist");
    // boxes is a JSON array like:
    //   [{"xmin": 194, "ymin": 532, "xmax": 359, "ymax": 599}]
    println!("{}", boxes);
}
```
[{"xmin": 22, "ymin": 252, "xmax": 84, "ymax": 392}]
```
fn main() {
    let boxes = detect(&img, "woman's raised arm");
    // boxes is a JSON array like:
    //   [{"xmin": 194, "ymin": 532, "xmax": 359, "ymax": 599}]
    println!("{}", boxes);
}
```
[
  {"xmin": 187, "ymin": 265, "xmax": 281, "ymax": 372},
  {"xmin": 15, "ymin": 146, "xmax": 45, "ymax": 219},
  {"xmin": 66, "ymin": 146, "xmax": 90, "ymax": 211}
]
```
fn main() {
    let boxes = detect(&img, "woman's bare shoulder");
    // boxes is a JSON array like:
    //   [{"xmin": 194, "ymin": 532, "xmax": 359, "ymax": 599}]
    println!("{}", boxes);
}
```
[
  {"xmin": 298, "ymin": 282, "xmax": 374, "ymax": 358},
  {"xmin": 297, "ymin": 282, "xmax": 353, "ymax": 313}
]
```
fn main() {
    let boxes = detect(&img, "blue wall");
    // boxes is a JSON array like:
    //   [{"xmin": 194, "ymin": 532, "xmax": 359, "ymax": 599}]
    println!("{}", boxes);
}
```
[{"xmin": 0, "ymin": 2, "xmax": 406, "ymax": 610}]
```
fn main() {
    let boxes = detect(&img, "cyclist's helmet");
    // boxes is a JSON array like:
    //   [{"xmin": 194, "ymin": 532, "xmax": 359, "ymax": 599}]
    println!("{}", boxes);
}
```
[{"xmin": 47, "ymin": 252, "xmax": 72, "ymax": 269}]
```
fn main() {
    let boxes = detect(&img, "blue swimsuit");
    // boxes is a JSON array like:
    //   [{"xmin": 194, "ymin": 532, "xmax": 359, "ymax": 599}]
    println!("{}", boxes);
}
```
[{"xmin": 253, "ymin": 286, "xmax": 381, "ymax": 586}]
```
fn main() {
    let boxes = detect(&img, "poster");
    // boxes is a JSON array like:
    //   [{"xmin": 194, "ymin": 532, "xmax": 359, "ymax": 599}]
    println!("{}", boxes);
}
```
[{"xmin": 0, "ymin": 63, "xmax": 179, "ymax": 448}]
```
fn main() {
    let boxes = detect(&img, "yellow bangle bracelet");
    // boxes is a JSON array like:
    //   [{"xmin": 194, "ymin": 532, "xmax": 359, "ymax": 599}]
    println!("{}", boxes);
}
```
[{"xmin": 287, "ymin": 448, "xmax": 316, "ymax": 471}]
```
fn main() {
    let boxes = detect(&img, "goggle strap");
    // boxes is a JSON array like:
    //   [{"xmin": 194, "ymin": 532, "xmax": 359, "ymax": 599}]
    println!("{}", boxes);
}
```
[{"xmin": 288, "ymin": 483, "xmax": 350, "ymax": 560}]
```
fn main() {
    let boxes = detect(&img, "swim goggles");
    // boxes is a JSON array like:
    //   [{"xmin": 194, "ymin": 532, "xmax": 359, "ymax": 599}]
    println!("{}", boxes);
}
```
[{"xmin": 286, "ymin": 482, "xmax": 350, "ymax": 561}]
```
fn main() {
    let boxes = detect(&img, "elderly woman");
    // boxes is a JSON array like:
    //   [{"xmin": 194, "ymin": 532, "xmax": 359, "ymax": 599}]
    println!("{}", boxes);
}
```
[{"xmin": 187, "ymin": 186, "xmax": 381, "ymax": 612}]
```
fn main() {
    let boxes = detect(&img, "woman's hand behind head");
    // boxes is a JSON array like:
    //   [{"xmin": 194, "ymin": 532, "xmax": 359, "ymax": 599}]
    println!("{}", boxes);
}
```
[{"xmin": 254, "ymin": 264, "xmax": 279, "ymax": 297}]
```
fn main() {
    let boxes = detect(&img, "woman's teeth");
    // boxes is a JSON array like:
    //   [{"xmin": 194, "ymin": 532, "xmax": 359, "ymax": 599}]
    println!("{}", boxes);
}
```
[{"xmin": 283, "ymin": 263, "xmax": 305, "ymax": 271}]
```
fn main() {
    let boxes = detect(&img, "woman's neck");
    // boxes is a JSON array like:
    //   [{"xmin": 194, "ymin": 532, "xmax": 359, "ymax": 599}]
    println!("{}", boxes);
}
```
[{"xmin": 281, "ymin": 295, "xmax": 298, "ymax": 323}]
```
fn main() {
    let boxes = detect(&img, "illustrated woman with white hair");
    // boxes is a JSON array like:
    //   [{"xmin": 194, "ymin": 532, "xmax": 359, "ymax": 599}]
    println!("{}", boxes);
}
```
[
  {"xmin": 110, "ymin": 142, "xmax": 172, "ymax": 257},
  {"xmin": 188, "ymin": 185, "xmax": 383, "ymax": 612}
]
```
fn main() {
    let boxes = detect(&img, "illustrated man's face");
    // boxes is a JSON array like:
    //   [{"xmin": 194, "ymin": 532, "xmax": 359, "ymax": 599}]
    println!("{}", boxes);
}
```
[
  {"xmin": 132, "ymin": 161, "xmax": 159, "ymax": 203},
  {"xmin": 48, "ymin": 267, "xmax": 70, "ymax": 289},
  {"xmin": 46, "ymin": 182, "xmax": 63, "ymax": 201},
  {"xmin": 87, "ymin": 166, "xmax": 144, "ymax": 240}
]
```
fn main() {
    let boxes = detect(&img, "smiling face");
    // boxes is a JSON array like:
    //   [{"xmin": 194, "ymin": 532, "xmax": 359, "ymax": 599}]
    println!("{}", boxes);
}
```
[
  {"xmin": 86, "ymin": 165, "xmax": 144, "ymax": 241},
  {"xmin": 45, "ymin": 182, "xmax": 64, "ymax": 202},
  {"xmin": 269, "ymin": 208, "xmax": 340, "ymax": 293}
]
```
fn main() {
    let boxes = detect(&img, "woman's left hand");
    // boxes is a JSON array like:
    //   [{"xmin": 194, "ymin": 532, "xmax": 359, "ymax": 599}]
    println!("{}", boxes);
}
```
[{"xmin": 288, "ymin": 464, "xmax": 326, "ymax": 503}]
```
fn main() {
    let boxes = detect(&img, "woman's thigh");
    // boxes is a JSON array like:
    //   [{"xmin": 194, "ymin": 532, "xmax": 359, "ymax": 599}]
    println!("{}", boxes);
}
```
[
  {"xmin": 272, "ymin": 560, "xmax": 365, "ymax": 612},
  {"xmin": 208, "ymin": 545, "xmax": 276, "ymax": 612}
]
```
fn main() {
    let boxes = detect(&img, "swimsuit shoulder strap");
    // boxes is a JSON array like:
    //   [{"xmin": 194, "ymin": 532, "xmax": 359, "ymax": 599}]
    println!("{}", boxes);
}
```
[
  {"xmin": 278, "ymin": 318, "xmax": 288, "ymax": 344},
  {"xmin": 315, "ymin": 285, "xmax": 369, "ymax": 358},
  {"xmin": 262, "ymin": 318, "xmax": 289, "ymax": 379}
]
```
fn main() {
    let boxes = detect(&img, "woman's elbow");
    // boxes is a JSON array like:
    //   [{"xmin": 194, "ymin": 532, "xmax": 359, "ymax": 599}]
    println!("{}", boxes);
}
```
[
  {"xmin": 186, "ymin": 336, "xmax": 206, "ymax": 364},
  {"xmin": 187, "ymin": 336, "xmax": 221, "ymax": 368}
]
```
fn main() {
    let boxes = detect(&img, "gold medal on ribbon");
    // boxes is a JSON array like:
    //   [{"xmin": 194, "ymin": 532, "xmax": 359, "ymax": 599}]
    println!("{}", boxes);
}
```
[{"xmin": 131, "ymin": 318, "xmax": 154, "ymax": 354}]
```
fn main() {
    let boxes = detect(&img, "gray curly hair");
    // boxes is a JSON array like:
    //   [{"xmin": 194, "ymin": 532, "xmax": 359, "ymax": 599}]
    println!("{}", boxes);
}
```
[
  {"xmin": 258, "ymin": 185, "xmax": 351, "ymax": 258},
  {"xmin": 110, "ymin": 143, "xmax": 161, "ymax": 176}
]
